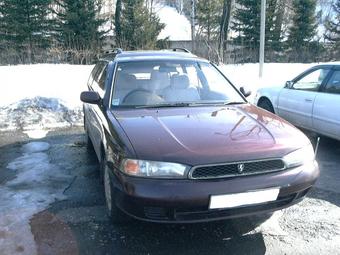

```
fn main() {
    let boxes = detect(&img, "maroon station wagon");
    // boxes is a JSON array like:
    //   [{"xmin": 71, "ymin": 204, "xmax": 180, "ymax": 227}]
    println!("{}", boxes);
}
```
[{"xmin": 80, "ymin": 49, "xmax": 319, "ymax": 223}]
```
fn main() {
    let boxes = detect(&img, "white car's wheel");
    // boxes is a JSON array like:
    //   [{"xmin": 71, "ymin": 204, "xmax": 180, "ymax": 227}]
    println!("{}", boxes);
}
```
[{"xmin": 258, "ymin": 98, "xmax": 275, "ymax": 113}]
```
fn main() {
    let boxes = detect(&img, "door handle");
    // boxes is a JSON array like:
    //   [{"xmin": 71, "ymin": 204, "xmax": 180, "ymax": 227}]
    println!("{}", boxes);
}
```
[{"xmin": 305, "ymin": 98, "xmax": 313, "ymax": 102}]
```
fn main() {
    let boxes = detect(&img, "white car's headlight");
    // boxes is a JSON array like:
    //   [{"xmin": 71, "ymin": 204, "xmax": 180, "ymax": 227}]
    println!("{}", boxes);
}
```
[
  {"xmin": 283, "ymin": 145, "xmax": 315, "ymax": 168},
  {"xmin": 121, "ymin": 159, "xmax": 189, "ymax": 178}
]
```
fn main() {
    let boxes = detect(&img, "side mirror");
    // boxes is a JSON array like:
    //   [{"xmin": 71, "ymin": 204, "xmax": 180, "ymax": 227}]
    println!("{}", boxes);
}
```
[
  {"xmin": 80, "ymin": 91, "xmax": 101, "ymax": 104},
  {"xmin": 285, "ymin": 81, "xmax": 293, "ymax": 88},
  {"xmin": 240, "ymin": 87, "xmax": 251, "ymax": 98}
]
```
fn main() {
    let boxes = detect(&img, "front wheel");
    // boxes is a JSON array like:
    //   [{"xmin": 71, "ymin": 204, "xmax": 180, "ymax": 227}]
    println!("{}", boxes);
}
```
[
  {"xmin": 103, "ymin": 163, "xmax": 130, "ymax": 223},
  {"xmin": 258, "ymin": 98, "xmax": 275, "ymax": 114}
]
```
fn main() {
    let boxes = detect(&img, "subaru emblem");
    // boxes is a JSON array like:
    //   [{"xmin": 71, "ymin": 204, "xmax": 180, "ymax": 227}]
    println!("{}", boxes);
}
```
[{"xmin": 238, "ymin": 164, "xmax": 245, "ymax": 174}]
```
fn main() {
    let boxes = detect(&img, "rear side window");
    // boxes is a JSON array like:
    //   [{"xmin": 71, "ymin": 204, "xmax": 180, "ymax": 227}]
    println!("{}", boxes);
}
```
[
  {"xmin": 88, "ymin": 64, "xmax": 100, "ymax": 87},
  {"xmin": 97, "ymin": 64, "xmax": 108, "ymax": 90},
  {"xmin": 324, "ymin": 70, "xmax": 340, "ymax": 94},
  {"xmin": 92, "ymin": 62, "xmax": 108, "ymax": 95}
]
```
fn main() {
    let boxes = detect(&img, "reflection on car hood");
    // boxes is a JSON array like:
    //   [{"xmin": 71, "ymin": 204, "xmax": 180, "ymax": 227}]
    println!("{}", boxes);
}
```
[{"xmin": 112, "ymin": 104, "xmax": 310, "ymax": 166}]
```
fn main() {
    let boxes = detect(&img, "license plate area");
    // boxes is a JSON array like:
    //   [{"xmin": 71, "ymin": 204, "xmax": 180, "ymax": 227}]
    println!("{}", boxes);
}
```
[{"xmin": 209, "ymin": 188, "xmax": 280, "ymax": 210}]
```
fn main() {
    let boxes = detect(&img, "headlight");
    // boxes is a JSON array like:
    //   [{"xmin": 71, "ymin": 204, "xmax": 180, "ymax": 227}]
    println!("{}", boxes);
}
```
[
  {"xmin": 121, "ymin": 159, "xmax": 189, "ymax": 178},
  {"xmin": 283, "ymin": 144, "xmax": 315, "ymax": 168}
]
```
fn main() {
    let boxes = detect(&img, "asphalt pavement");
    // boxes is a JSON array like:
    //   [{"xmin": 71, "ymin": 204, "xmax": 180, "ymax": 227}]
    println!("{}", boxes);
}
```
[{"xmin": 0, "ymin": 127, "xmax": 339, "ymax": 255}]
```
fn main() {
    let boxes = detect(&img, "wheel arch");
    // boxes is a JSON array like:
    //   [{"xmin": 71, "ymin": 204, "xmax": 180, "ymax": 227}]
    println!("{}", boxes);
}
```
[{"xmin": 257, "ymin": 96, "xmax": 276, "ymax": 114}]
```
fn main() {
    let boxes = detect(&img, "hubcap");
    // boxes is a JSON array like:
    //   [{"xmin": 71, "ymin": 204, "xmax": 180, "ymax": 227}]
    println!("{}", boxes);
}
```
[{"xmin": 104, "ymin": 166, "xmax": 112, "ymax": 212}]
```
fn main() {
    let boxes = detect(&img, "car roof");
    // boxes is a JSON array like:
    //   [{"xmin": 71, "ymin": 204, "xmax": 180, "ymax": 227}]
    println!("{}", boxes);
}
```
[{"xmin": 100, "ymin": 50, "xmax": 209, "ymax": 63}]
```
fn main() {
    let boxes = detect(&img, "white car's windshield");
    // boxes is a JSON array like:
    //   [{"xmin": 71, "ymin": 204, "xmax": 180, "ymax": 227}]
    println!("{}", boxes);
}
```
[{"xmin": 111, "ymin": 60, "xmax": 245, "ymax": 108}]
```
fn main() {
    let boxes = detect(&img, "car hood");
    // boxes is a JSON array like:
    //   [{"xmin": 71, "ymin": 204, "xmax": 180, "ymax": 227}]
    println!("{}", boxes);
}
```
[{"xmin": 112, "ymin": 104, "xmax": 310, "ymax": 166}]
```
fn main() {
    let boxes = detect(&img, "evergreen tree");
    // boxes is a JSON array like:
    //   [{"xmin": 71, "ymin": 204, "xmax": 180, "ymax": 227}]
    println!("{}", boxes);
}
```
[
  {"xmin": 270, "ymin": 0, "xmax": 286, "ymax": 51},
  {"xmin": 232, "ymin": 0, "xmax": 261, "ymax": 50},
  {"xmin": 287, "ymin": 0, "xmax": 318, "ymax": 61},
  {"xmin": 232, "ymin": 0, "xmax": 278, "ymax": 60},
  {"xmin": 118, "ymin": 0, "xmax": 165, "ymax": 50},
  {"xmin": 196, "ymin": 0, "xmax": 223, "ymax": 41},
  {"xmin": 324, "ymin": 1, "xmax": 340, "ymax": 58},
  {"xmin": 0, "ymin": 0, "xmax": 53, "ymax": 63},
  {"xmin": 55, "ymin": 0, "xmax": 106, "ymax": 64}
]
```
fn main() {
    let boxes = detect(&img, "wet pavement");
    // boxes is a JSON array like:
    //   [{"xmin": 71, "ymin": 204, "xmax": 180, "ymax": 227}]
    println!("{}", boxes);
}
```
[{"xmin": 0, "ymin": 127, "xmax": 339, "ymax": 255}]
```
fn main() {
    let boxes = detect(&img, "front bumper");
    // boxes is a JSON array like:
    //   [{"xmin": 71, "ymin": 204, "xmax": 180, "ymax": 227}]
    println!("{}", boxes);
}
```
[{"xmin": 109, "ymin": 161, "xmax": 319, "ymax": 223}]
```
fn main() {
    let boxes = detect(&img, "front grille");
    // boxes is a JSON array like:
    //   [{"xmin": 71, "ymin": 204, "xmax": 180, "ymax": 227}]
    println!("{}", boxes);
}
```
[{"xmin": 190, "ymin": 159, "xmax": 285, "ymax": 179}]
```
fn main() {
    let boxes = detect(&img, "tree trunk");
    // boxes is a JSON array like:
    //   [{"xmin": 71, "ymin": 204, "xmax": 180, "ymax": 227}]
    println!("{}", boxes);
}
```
[
  {"xmin": 115, "ymin": 0, "xmax": 122, "ymax": 47},
  {"xmin": 218, "ymin": 0, "xmax": 234, "ymax": 63}
]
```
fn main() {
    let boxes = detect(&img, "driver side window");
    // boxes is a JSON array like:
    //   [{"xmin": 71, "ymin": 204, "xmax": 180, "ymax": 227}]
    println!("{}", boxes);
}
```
[{"xmin": 293, "ymin": 68, "xmax": 330, "ymax": 91}]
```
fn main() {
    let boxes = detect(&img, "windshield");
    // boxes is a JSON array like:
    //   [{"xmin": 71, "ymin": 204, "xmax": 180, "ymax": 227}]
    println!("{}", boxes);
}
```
[{"xmin": 111, "ymin": 60, "xmax": 245, "ymax": 108}]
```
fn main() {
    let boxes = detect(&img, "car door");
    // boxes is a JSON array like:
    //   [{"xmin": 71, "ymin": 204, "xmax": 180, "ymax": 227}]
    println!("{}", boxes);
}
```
[
  {"xmin": 313, "ymin": 67, "xmax": 340, "ymax": 140},
  {"xmin": 277, "ymin": 67, "xmax": 331, "ymax": 129},
  {"xmin": 88, "ymin": 61, "xmax": 108, "ymax": 158}
]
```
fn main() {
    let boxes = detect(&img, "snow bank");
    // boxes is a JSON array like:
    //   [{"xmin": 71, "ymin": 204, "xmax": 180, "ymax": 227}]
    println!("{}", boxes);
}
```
[
  {"xmin": 0, "ymin": 96, "xmax": 83, "ymax": 131},
  {"xmin": 155, "ymin": 5, "xmax": 191, "ymax": 41},
  {"xmin": 0, "ymin": 64, "xmax": 93, "ymax": 132}
]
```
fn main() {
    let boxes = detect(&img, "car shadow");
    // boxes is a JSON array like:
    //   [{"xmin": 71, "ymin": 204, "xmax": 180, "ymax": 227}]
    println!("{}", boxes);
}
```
[{"xmin": 31, "ymin": 209, "xmax": 267, "ymax": 255}]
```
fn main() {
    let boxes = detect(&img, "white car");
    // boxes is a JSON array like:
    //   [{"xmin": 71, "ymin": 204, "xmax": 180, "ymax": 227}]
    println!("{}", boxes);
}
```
[{"xmin": 254, "ymin": 63, "xmax": 340, "ymax": 141}]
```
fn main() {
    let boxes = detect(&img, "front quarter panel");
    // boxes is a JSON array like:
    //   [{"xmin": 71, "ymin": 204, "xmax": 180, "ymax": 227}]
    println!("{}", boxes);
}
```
[{"xmin": 104, "ymin": 110, "xmax": 137, "ymax": 169}]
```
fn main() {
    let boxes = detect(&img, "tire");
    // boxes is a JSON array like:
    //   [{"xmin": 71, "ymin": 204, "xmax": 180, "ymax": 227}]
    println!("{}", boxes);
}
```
[
  {"xmin": 103, "ymin": 159, "xmax": 130, "ymax": 223},
  {"xmin": 258, "ymin": 98, "xmax": 275, "ymax": 114}
]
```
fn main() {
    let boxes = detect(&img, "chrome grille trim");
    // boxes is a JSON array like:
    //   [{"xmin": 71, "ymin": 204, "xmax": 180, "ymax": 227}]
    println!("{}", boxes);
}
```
[{"xmin": 188, "ymin": 158, "xmax": 286, "ymax": 180}]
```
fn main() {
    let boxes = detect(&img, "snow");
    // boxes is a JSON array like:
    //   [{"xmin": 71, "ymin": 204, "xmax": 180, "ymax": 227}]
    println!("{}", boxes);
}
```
[
  {"xmin": 23, "ymin": 130, "xmax": 49, "ymax": 139},
  {"xmin": 0, "ymin": 141, "xmax": 73, "ymax": 255},
  {"xmin": 219, "ymin": 63, "xmax": 316, "ymax": 89},
  {"xmin": 0, "ymin": 64, "xmax": 93, "ymax": 132},
  {"xmin": 0, "ymin": 62, "xmax": 337, "ymax": 132},
  {"xmin": 0, "ymin": 64, "xmax": 92, "ymax": 108},
  {"xmin": 154, "ymin": 5, "xmax": 191, "ymax": 41},
  {"xmin": 0, "ymin": 96, "xmax": 84, "ymax": 131},
  {"xmin": 219, "ymin": 62, "xmax": 318, "ymax": 102}
]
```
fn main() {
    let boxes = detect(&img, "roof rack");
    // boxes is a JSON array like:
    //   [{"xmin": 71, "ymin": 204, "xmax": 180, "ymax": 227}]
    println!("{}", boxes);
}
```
[
  {"xmin": 169, "ymin": 48, "xmax": 192, "ymax": 54},
  {"xmin": 100, "ymin": 48, "xmax": 123, "ymax": 59}
]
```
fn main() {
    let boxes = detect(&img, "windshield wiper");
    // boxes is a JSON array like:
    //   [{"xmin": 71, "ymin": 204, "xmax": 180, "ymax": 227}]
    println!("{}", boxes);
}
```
[
  {"xmin": 223, "ymin": 101, "xmax": 246, "ymax": 105},
  {"xmin": 135, "ymin": 101, "xmax": 246, "ymax": 109},
  {"xmin": 135, "ymin": 102, "xmax": 192, "ymax": 109}
]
